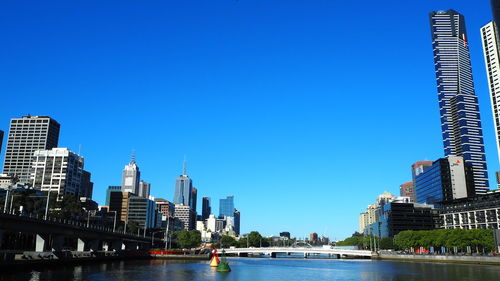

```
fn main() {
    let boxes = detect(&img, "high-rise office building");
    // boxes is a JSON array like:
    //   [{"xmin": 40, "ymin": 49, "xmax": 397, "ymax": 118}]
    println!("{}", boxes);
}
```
[
  {"xmin": 191, "ymin": 187, "xmax": 197, "ymax": 213},
  {"xmin": 80, "ymin": 170, "xmax": 94, "ymax": 199},
  {"xmin": 3, "ymin": 116, "xmax": 60, "ymax": 185},
  {"xmin": 430, "ymin": 10, "xmax": 489, "ymax": 193},
  {"xmin": 138, "ymin": 180, "xmax": 150, "ymax": 198},
  {"xmin": 173, "ymin": 163, "xmax": 192, "ymax": 206},
  {"xmin": 202, "ymin": 197, "xmax": 211, "ymax": 220},
  {"xmin": 481, "ymin": 0, "xmax": 500, "ymax": 188},
  {"xmin": 109, "ymin": 191, "xmax": 133, "ymax": 222},
  {"xmin": 31, "ymin": 148, "xmax": 83, "ymax": 196},
  {"xmin": 106, "ymin": 186, "xmax": 122, "ymax": 205},
  {"xmin": 219, "ymin": 195, "xmax": 235, "ymax": 218},
  {"xmin": 122, "ymin": 155, "xmax": 140, "ymax": 194},
  {"xmin": 0, "ymin": 130, "xmax": 4, "ymax": 155},
  {"xmin": 128, "ymin": 195, "xmax": 155, "ymax": 229},
  {"xmin": 415, "ymin": 156, "xmax": 475, "ymax": 205},
  {"xmin": 234, "ymin": 209, "xmax": 240, "ymax": 235},
  {"xmin": 412, "ymin": 161, "xmax": 433, "ymax": 183},
  {"xmin": 174, "ymin": 204, "xmax": 196, "ymax": 230}
]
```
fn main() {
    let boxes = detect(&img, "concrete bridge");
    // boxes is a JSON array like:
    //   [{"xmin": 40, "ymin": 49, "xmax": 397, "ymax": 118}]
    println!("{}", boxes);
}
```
[
  {"xmin": 0, "ymin": 213, "xmax": 161, "ymax": 252},
  {"xmin": 222, "ymin": 247, "xmax": 374, "ymax": 258}
]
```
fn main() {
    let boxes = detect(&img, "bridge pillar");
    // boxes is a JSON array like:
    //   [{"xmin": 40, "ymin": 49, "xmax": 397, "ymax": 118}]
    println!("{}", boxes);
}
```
[
  {"xmin": 303, "ymin": 253, "xmax": 308, "ymax": 259},
  {"xmin": 270, "ymin": 252, "xmax": 277, "ymax": 258},
  {"xmin": 77, "ymin": 238, "xmax": 85, "ymax": 251},
  {"xmin": 238, "ymin": 252, "xmax": 248, "ymax": 257},
  {"xmin": 36, "ymin": 234, "xmax": 47, "ymax": 252}
]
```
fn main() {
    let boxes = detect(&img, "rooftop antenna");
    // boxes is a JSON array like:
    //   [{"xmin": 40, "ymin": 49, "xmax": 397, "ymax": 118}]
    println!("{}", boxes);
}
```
[
  {"xmin": 78, "ymin": 144, "xmax": 82, "ymax": 156},
  {"xmin": 131, "ymin": 149, "xmax": 136, "ymax": 164},
  {"xmin": 183, "ymin": 155, "xmax": 187, "ymax": 175}
]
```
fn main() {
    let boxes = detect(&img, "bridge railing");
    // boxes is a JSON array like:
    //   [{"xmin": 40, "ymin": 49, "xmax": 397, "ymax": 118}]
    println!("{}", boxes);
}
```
[{"xmin": 0, "ymin": 210, "xmax": 149, "ymax": 240}]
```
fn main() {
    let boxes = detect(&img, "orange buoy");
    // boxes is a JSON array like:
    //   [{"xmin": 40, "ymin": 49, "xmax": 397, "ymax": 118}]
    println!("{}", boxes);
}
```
[{"xmin": 210, "ymin": 248, "xmax": 220, "ymax": 267}]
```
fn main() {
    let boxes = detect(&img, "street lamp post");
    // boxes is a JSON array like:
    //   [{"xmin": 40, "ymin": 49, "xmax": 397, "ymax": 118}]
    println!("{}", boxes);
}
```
[
  {"xmin": 3, "ymin": 189, "xmax": 10, "ymax": 213},
  {"xmin": 44, "ymin": 188, "xmax": 52, "ymax": 220},
  {"xmin": 109, "ymin": 211, "xmax": 118, "ymax": 232},
  {"xmin": 164, "ymin": 216, "xmax": 170, "ymax": 250}
]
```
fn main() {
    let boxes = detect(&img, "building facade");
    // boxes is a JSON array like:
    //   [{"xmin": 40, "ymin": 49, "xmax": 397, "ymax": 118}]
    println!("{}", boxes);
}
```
[
  {"xmin": 440, "ymin": 191, "xmax": 500, "ymax": 230},
  {"xmin": 174, "ymin": 204, "xmax": 196, "ymax": 230},
  {"xmin": 127, "ymin": 196, "xmax": 155, "ymax": 229},
  {"xmin": 400, "ymin": 181, "xmax": 415, "ymax": 202},
  {"xmin": 202, "ymin": 197, "xmax": 211, "ymax": 221},
  {"xmin": 219, "ymin": 195, "xmax": 235, "ymax": 218},
  {"xmin": 365, "ymin": 201, "xmax": 440, "ymax": 238},
  {"xmin": 415, "ymin": 156, "xmax": 475, "ymax": 205},
  {"xmin": 191, "ymin": 187, "xmax": 197, "ymax": 213},
  {"xmin": 173, "ymin": 174, "xmax": 192, "ymax": 206},
  {"xmin": 106, "ymin": 186, "xmax": 122, "ymax": 206},
  {"xmin": 482, "ymin": 1, "xmax": 500, "ymax": 167},
  {"xmin": 138, "ymin": 180, "xmax": 150, "ymax": 198},
  {"xmin": 0, "ymin": 130, "xmax": 3, "ymax": 155},
  {"xmin": 121, "ymin": 156, "xmax": 140, "ymax": 194},
  {"xmin": 3, "ymin": 116, "xmax": 60, "ymax": 185},
  {"xmin": 429, "ymin": 10, "xmax": 489, "ymax": 193},
  {"xmin": 109, "ymin": 191, "xmax": 133, "ymax": 222},
  {"xmin": 234, "ymin": 209, "xmax": 240, "ymax": 235},
  {"xmin": 30, "ymin": 148, "xmax": 84, "ymax": 196},
  {"xmin": 80, "ymin": 170, "xmax": 93, "ymax": 199}
]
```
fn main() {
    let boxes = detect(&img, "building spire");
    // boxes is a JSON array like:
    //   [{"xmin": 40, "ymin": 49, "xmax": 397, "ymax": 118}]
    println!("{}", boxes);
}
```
[{"xmin": 183, "ymin": 155, "xmax": 187, "ymax": 175}]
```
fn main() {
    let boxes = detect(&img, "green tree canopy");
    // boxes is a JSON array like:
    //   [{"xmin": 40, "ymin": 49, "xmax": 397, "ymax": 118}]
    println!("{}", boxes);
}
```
[
  {"xmin": 247, "ymin": 231, "xmax": 263, "ymax": 247},
  {"xmin": 176, "ymin": 230, "xmax": 201, "ymax": 249},
  {"xmin": 221, "ymin": 235, "xmax": 238, "ymax": 248}
]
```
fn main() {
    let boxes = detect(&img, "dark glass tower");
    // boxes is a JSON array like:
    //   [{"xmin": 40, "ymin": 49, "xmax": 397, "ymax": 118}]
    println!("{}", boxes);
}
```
[
  {"xmin": 219, "ymin": 195, "xmax": 235, "ymax": 218},
  {"xmin": 429, "ymin": 10, "xmax": 489, "ymax": 193},
  {"xmin": 202, "ymin": 197, "xmax": 211, "ymax": 220}
]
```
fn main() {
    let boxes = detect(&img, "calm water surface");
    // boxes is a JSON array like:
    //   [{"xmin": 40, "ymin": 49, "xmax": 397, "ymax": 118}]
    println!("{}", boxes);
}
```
[{"xmin": 1, "ymin": 258, "xmax": 500, "ymax": 281}]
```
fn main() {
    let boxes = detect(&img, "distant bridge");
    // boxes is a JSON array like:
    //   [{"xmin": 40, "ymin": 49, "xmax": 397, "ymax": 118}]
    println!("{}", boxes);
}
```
[{"xmin": 222, "ymin": 247, "xmax": 374, "ymax": 258}]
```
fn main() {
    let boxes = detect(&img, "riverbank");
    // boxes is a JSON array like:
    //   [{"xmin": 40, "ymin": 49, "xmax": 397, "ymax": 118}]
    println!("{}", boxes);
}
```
[
  {"xmin": 0, "ymin": 250, "xmax": 211, "ymax": 269},
  {"xmin": 376, "ymin": 252, "xmax": 500, "ymax": 265}
]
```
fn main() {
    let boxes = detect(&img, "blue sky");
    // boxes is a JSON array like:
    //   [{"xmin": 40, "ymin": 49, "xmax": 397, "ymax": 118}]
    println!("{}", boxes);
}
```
[{"xmin": 0, "ymin": 0, "xmax": 496, "ymax": 239}]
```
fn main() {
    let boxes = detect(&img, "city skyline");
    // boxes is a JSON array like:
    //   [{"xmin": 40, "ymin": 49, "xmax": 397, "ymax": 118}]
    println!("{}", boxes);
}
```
[{"xmin": 0, "ymin": 0, "xmax": 497, "ymax": 239}]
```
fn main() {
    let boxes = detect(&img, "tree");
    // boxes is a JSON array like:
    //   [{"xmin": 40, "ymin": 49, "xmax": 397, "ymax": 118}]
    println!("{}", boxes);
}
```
[
  {"xmin": 238, "ymin": 237, "xmax": 248, "ymax": 248},
  {"xmin": 221, "ymin": 235, "xmax": 237, "ymax": 248},
  {"xmin": 176, "ymin": 230, "xmax": 201, "ymax": 249},
  {"xmin": 247, "ymin": 231, "xmax": 263, "ymax": 247},
  {"xmin": 379, "ymin": 237, "xmax": 394, "ymax": 250}
]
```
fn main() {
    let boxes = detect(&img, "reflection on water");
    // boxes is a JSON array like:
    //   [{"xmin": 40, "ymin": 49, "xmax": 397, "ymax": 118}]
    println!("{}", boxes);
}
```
[{"xmin": 1, "ymin": 258, "xmax": 500, "ymax": 281}]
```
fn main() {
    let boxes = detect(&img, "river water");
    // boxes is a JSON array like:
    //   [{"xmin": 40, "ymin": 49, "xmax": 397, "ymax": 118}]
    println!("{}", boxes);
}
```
[{"xmin": 2, "ymin": 258, "xmax": 500, "ymax": 281}]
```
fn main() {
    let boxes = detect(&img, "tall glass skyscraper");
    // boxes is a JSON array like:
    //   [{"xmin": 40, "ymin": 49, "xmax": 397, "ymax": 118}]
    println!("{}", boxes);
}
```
[
  {"xmin": 482, "ymin": 1, "xmax": 500, "ymax": 166},
  {"xmin": 219, "ymin": 195, "xmax": 234, "ymax": 218},
  {"xmin": 429, "ymin": 10, "xmax": 489, "ymax": 193},
  {"xmin": 173, "ymin": 161, "xmax": 193, "ymax": 206}
]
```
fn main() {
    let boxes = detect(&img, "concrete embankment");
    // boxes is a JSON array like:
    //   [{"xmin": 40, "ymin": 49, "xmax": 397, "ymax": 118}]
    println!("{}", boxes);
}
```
[
  {"xmin": 376, "ymin": 253, "xmax": 500, "ymax": 265},
  {"xmin": 0, "ymin": 250, "xmax": 151, "ymax": 268}
]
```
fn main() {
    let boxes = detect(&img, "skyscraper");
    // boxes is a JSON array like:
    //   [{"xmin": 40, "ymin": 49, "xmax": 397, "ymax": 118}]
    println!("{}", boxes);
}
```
[
  {"xmin": 481, "ymin": 1, "xmax": 500, "ymax": 168},
  {"xmin": 234, "ymin": 209, "xmax": 240, "ymax": 235},
  {"xmin": 202, "ymin": 197, "xmax": 211, "ymax": 220},
  {"xmin": 219, "ymin": 195, "xmax": 235, "ymax": 218},
  {"xmin": 191, "ymin": 187, "xmax": 197, "ymax": 213},
  {"xmin": 138, "ymin": 180, "xmax": 151, "ymax": 198},
  {"xmin": 0, "ymin": 130, "xmax": 4, "ymax": 155},
  {"xmin": 430, "ymin": 10, "xmax": 489, "ymax": 193},
  {"xmin": 3, "ymin": 116, "xmax": 60, "ymax": 185},
  {"xmin": 173, "ymin": 161, "xmax": 193, "ymax": 206},
  {"xmin": 399, "ymin": 181, "xmax": 415, "ymax": 202},
  {"xmin": 122, "ymin": 154, "xmax": 140, "ymax": 194}
]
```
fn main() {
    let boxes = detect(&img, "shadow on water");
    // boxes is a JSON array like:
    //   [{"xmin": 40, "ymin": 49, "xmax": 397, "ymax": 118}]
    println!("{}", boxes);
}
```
[{"xmin": 1, "ymin": 258, "xmax": 500, "ymax": 281}]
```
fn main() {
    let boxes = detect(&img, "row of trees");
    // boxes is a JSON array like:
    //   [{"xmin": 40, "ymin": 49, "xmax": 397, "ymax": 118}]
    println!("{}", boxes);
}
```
[
  {"xmin": 335, "ymin": 232, "xmax": 393, "ymax": 250},
  {"xmin": 394, "ymin": 229, "xmax": 495, "ymax": 253}
]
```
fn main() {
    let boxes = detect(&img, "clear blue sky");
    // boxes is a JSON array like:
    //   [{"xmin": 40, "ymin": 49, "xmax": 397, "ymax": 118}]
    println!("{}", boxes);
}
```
[{"xmin": 0, "ymin": 0, "xmax": 496, "ymax": 239}]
